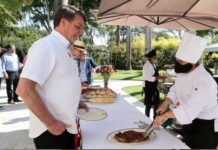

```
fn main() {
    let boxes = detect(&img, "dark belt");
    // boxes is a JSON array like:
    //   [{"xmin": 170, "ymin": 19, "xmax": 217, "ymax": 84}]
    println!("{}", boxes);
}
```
[
  {"xmin": 192, "ymin": 118, "xmax": 214, "ymax": 124},
  {"xmin": 6, "ymin": 70, "xmax": 18, "ymax": 73}
]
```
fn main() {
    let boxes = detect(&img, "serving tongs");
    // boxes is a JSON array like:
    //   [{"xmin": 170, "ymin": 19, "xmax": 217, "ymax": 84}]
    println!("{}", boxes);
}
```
[
  {"xmin": 142, "ymin": 113, "xmax": 160, "ymax": 138},
  {"xmin": 142, "ymin": 121, "xmax": 155, "ymax": 138}
]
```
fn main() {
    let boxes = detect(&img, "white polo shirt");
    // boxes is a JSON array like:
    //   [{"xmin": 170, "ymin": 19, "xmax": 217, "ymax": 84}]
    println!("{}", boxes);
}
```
[{"xmin": 21, "ymin": 30, "xmax": 81, "ymax": 138}]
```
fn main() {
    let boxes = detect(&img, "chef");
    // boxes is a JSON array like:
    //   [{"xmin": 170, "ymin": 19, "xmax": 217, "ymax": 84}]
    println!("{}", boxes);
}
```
[{"xmin": 152, "ymin": 32, "xmax": 218, "ymax": 149}]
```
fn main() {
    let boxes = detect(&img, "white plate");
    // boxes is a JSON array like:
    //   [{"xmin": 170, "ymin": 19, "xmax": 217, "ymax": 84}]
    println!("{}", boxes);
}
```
[
  {"xmin": 77, "ymin": 107, "xmax": 107, "ymax": 121},
  {"xmin": 107, "ymin": 128, "xmax": 156, "ymax": 143}
]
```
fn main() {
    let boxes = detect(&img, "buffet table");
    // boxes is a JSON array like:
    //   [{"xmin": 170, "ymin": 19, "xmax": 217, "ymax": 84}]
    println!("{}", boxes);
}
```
[{"xmin": 80, "ymin": 93, "xmax": 189, "ymax": 149}]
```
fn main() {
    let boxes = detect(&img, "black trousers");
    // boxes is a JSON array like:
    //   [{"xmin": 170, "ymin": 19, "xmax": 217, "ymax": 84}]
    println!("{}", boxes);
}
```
[
  {"xmin": 144, "ymin": 81, "xmax": 160, "ymax": 118},
  {"xmin": 182, "ymin": 118, "xmax": 218, "ymax": 149},
  {"xmin": 33, "ymin": 130, "xmax": 76, "ymax": 149},
  {"xmin": 0, "ymin": 77, "xmax": 2, "ymax": 88},
  {"xmin": 5, "ymin": 71, "xmax": 19, "ymax": 101}
]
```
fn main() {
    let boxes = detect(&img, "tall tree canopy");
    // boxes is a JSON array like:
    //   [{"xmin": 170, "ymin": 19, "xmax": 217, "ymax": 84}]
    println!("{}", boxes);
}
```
[
  {"xmin": 21, "ymin": 0, "xmax": 54, "ymax": 32},
  {"xmin": 0, "ymin": 0, "xmax": 32, "ymax": 38},
  {"xmin": 68, "ymin": 0, "xmax": 101, "ymax": 45}
]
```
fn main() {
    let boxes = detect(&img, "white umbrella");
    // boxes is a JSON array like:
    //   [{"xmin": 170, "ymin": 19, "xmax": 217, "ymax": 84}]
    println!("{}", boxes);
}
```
[{"xmin": 97, "ymin": 0, "xmax": 218, "ymax": 30}]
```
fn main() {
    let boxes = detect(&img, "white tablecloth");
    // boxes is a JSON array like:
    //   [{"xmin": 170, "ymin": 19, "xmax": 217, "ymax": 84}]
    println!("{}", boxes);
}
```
[{"xmin": 80, "ymin": 94, "xmax": 189, "ymax": 149}]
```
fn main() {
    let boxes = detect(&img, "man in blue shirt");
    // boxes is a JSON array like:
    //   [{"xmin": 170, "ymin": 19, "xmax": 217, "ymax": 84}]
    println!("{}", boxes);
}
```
[
  {"xmin": 79, "ymin": 50, "xmax": 97, "ymax": 86},
  {"xmin": 2, "ymin": 45, "xmax": 21, "ymax": 104}
]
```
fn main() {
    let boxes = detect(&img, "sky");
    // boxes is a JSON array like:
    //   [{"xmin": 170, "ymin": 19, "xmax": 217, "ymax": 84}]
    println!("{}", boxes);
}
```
[{"xmin": 93, "ymin": 34, "xmax": 108, "ymax": 46}]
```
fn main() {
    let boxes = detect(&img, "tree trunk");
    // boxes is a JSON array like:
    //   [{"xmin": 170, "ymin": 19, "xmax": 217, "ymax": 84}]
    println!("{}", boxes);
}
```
[
  {"xmin": 115, "ymin": 26, "xmax": 120, "ymax": 46},
  {"xmin": 54, "ymin": 0, "xmax": 68, "ymax": 15},
  {"xmin": 126, "ymin": 26, "xmax": 132, "ymax": 70},
  {"xmin": 0, "ymin": 35, "xmax": 2, "ymax": 46},
  {"xmin": 44, "ymin": 0, "xmax": 52, "ymax": 33}
]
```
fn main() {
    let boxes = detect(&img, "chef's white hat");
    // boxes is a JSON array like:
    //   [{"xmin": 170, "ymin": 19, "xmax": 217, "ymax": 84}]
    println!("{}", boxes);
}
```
[{"xmin": 175, "ymin": 32, "xmax": 208, "ymax": 64}]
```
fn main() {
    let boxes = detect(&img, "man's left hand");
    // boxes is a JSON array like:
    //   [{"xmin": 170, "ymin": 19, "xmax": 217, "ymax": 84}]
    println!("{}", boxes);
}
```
[{"xmin": 78, "ymin": 102, "xmax": 89, "ymax": 112}]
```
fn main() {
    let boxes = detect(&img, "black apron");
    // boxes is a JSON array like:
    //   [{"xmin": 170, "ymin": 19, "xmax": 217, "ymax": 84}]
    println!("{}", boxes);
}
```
[
  {"xmin": 144, "ymin": 64, "xmax": 160, "ymax": 117},
  {"xmin": 182, "ymin": 118, "xmax": 218, "ymax": 149}
]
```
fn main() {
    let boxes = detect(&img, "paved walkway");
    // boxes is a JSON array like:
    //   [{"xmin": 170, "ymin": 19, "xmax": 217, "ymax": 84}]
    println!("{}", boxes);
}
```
[
  {"xmin": 0, "ymin": 80, "xmax": 143, "ymax": 149},
  {"xmin": 0, "ymin": 82, "xmax": 34, "ymax": 149}
]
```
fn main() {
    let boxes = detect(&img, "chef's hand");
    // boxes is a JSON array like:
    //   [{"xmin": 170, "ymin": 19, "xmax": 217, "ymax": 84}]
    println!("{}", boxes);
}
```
[
  {"xmin": 152, "ymin": 114, "xmax": 168, "ymax": 128},
  {"xmin": 156, "ymin": 104, "xmax": 168, "ymax": 115},
  {"xmin": 157, "ymin": 76, "xmax": 167, "ymax": 80},
  {"xmin": 152, "ymin": 111, "xmax": 175, "ymax": 128},
  {"xmin": 47, "ymin": 119, "xmax": 71, "ymax": 136},
  {"xmin": 156, "ymin": 97, "xmax": 172, "ymax": 114},
  {"xmin": 79, "ymin": 101, "xmax": 89, "ymax": 112}
]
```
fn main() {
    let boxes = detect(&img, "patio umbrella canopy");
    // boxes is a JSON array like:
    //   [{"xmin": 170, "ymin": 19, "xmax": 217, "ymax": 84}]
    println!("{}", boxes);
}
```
[{"xmin": 97, "ymin": 0, "xmax": 218, "ymax": 30}]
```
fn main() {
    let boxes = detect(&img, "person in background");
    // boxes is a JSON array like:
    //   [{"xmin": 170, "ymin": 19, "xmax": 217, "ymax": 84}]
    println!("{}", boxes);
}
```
[
  {"xmin": 71, "ymin": 40, "xmax": 84, "ymax": 60},
  {"xmin": 0, "ymin": 47, "xmax": 5, "ymax": 109},
  {"xmin": 204, "ymin": 65, "xmax": 213, "ymax": 76},
  {"xmin": 16, "ymin": 48, "xmax": 24, "ymax": 65},
  {"xmin": 78, "ymin": 42, "xmax": 97, "ymax": 86},
  {"xmin": 0, "ymin": 47, "xmax": 4, "ymax": 88},
  {"xmin": 142, "ymin": 50, "xmax": 166, "ymax": 118},
  {"xmin": 16, "ymin": 5, "xmax": 88, "ymax": 149},
  {"xmin": 71, "ymin": 40, "xmax": 88, "ymax": 94},
  {"xmin": 2, "ymin": 45, "xmax": 22, "ymax": 104},
  {"xmin": 152, "ymin": 32, "xmax": 218, "ymax": 149}
]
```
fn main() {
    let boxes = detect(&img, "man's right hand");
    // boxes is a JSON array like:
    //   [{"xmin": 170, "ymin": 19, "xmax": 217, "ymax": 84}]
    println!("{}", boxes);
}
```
[
  {"xmin": 47, "ymin": 120, "xmax": 71, "ymax": 136},
  {"xmin": 16, "ymin": 78, "xmax": 72, "ymax": 136},
  {"xmin": 3, "ymin": 72, "xmax": 8, "ymax": 79}
]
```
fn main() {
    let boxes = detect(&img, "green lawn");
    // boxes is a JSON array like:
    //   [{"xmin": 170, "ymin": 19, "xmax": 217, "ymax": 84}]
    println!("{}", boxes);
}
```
[
  {"xmin": 122, "ymin": 85, "xmax": 144, "ymax": 102},
  {"xmin": 94, "ymin": 70, "xmax": 142, "ymax": 80},
  {"xmin": 122, "ymin": 85, "xmax": 165, "ymax": 102}
]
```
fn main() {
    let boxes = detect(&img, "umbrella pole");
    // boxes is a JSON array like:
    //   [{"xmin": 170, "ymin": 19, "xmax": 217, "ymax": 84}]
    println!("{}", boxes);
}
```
[{"xmin": 144, "ymin": 27, "xmax": 152, "ymax": 53}]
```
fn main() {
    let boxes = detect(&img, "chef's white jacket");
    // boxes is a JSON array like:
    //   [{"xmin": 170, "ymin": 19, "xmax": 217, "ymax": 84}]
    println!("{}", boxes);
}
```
[
  {"xmin": 167, "ymin": 64, "xmax": 218, "ymax": 132},
  {"xmin": 142, "ymin": 60, "xmax": 157, "ymax": 86}
]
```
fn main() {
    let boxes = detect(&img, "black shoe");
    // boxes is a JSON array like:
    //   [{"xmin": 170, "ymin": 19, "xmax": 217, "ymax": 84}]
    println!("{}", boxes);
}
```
[
  {"xmin": 14, "ymin": 99, "xmax": 22, "ymax": 102},
  {"xmin": 8, "ymin": 99, "xmax": 15, "ymax": 104}
]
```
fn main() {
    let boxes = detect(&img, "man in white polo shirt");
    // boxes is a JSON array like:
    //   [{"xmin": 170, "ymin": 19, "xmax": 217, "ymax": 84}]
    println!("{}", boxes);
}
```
[{"xmin": 16, "ymin": 5, "xmax": 87, "ymax": 149}]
